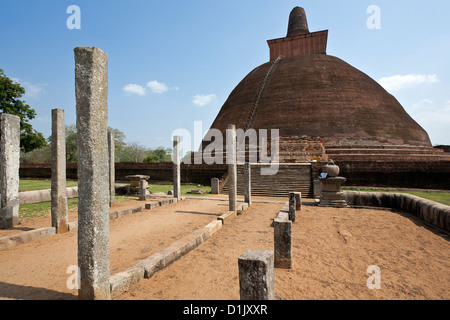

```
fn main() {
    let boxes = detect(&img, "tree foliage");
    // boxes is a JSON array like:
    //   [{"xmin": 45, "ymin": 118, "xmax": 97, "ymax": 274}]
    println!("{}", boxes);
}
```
[
  {"xmin": 20, "ymin": 121, "xmax": 172, "ymax": 163},
  {"xmin": 0, "ymin": 69, "xmax": 47, "ymax": 152}
]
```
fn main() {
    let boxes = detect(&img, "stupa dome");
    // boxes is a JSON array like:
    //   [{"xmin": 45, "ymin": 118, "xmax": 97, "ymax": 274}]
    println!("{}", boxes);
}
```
[{"xmin": 205, "ymin": 7, "xmax": 431, "ymax": 147}]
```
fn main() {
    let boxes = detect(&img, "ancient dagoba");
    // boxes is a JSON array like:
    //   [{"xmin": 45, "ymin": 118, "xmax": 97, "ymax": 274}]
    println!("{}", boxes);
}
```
[{"xmin": 202, "ymin": 6, "xmax": 432, "ymax": 162}]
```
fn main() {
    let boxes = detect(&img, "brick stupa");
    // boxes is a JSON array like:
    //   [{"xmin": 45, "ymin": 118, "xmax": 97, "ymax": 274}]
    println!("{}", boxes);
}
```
[{"xmin": 202, "ymin": 7, "xmax": 434, "ymax": 163}]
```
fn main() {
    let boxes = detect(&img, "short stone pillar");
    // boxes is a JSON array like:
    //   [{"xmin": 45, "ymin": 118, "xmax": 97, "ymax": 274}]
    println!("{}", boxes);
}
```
[
  {"xmin": 238, "ymin": 250, "xmax": 275, "ymax": 300},
  {"xmin": 244, "ymin": 162, "xmax": 251, "ymax": 206},
  {"xmin": 227, "ymin": 124, "xmax": 237, "ymax": 212},
  {"xmin": 274, "ymin": 218, "xmax": 292, "ymax": 269},
  {"xmin": 75, "ymin": 46, "xmax": 111, "ymax": 300},
  {"xmin": 319, "ymin": 177, "xmax": 349, "ymax": 208},
  {"xmin": 288, "ymin": 192, "xmax": 296, "ymax": 222},
  {"xmin": 139, "ymin": 180, "xmax": 148, "ymax": 201},
  {"xmin": 108, "ymin": 131, "xmax": 115, "ymax": 206},
  {"xmin": 211, "ymin": 178, "xmax": 219, "ymax": 195},
  {"xmin": 51, "ymin": 108, "xmax": 69, "ymax": 234},
  {"xmin": 173, "ymin": 136, "xmax": 181, "ymax": 200},
  {"xmin": 318, "ymin": 160, "xmax": 348, "ymax": 208},
  {"xmin": 0, "ymin": 114, "xmax": 20, "ymax": 229}
]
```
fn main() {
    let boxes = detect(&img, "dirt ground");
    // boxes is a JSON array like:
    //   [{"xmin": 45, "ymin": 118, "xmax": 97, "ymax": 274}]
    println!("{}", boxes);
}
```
[{"xmin": 0, "ymin": 196, "xmax": 449, "ymax": 300}]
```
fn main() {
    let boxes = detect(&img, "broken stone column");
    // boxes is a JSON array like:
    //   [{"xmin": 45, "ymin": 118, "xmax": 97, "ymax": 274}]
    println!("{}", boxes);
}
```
[
  {"xmin": 274, "ymin": 218, "xmax": 292, "ymax": 269},
  {"xmin": 0, "ymin": 114, "xmax": 20, "ymax": 229},
  {"xmin": 108, "ymin": 131, "xmax": 115, "ymax": 206},
  {"xmin": 139, "ymin": 180, "xmax": 148, "ymax": 201},
  {"xmin": 75, "ymin": 46, "xmax": 111, "ymax": 300},
  {"xmin": 238, "ymin": 250, "xmax": 275, "ymax": 300},
  {"xmin": 51, "ymin": 108, "xmax": 69, "ymax": 234},
  {"xmin": 289, "ymin": 192, "xmax": 296, "ymax": 222},
  {"xmin": 244, "ymin": 162, "xmax": 251, "ymax": 206},
  {"xmin": 211, "ymin": 178, "xmax": 219, "ymax": 195},
  {"xmin": 173, "ymin": 136, "xmax": 181, "ymax": 200},
  {"xmin": 227, "ymin": 124, "xmax": 237, "ymax": 212}
]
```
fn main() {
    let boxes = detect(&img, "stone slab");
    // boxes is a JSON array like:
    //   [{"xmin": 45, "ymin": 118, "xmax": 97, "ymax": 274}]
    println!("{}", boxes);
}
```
[
  {"xmin": 109, "ymin": 266, "xmax": 145, "ymax": 299},
  {"xmin": 0, "ymin": 227, "xmax": 56, "ymax": 250}
]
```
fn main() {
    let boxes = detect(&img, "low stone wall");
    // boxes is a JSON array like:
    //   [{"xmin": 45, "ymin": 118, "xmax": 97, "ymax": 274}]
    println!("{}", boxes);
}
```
[
  {"xmin": 19, "ymin": 187, "xmax": 79, "ymax": 205},
  {"xmin": 19, "ymin": 162, "xmax": 227, "ymax": 186},
  {"xmin": 343, "ymin": 191, "xmax": 450, "ymax": 232}
]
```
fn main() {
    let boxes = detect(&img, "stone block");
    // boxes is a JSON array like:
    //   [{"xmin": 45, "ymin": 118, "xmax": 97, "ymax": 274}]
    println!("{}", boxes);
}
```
[
  {"xmin": 274, "ymin": 218, "xmax": 292, "ymax": 269},
  {"xmin": 110, "ymin": 266, "xmax": 144, "ymax": 299},
  {"xmin": 211, "ymin": 178, "xmax": 219, "ymax": 195},
  {"xmin": 238, "ymin": 250, "xmax": 275, "ymax": 300}
]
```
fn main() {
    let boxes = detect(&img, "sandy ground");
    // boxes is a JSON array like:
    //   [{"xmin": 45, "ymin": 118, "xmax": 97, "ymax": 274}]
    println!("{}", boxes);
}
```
[{"xmin": 0, "ymin": 196, "xmax": 449, "ymax": 300}]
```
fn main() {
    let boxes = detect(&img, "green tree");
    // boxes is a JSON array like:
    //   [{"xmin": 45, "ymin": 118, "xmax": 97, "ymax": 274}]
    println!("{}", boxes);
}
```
[
  {"xmin": 143, "ymin": 147, "xmax": 172, "ymax": 163},
  {"xmin": 45, "ymin": 125, "xmax": 126, "ymax": 163},
  {"xmin": 0, "ymin": 69, "xmax": 47, "ymax": 152},
  {"xmin": 65, "ymin": 124, "xmax": 78, "ymax": 162}
]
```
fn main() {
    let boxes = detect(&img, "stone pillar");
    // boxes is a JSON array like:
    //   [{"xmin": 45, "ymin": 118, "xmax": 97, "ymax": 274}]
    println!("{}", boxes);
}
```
[
  {"xmin": 108, "ymin": 131, "xmax": 115, "ymax": 207},
  {"xmin": 139, "ymin": 180, "xmax": 148, "ymax": 201},
  {"xmin": 0, "ymin": 114, "xmax": 20, "ymax": 229},
  {"xmin": 244, "ymin": 162, "xmax": 251, "ymax": 206},
  {"xmin": 227, "ymin": 124, "xmax": 237, "ymax": 212},
  {"xmin": 51, "ymin": 109, "xmax": 69, "ymax": 233},
  {"xmin": 274, "ymin": 218, "xmax": 292, "ymax": 269},
  {"xmin": 211, "ymin": 178, "xmax": 219, "ymax": 195},
  {"xmin": 75, "ymin": 46, "xmax": 111, "ymax": 300},
  {"xmin": 288, "ymin": 192, "xmax": 296, "ymax": 222},
  {"xmin": 294, "ymin": 192, "xmax": 301, "ymax": 210},
  {"xmin": 173, "ymin": 136, "xmax": 181, "ymax": 200},
  {"xmin": 238, "ymin": 250, "xmax": 275, "ymax": 300}
]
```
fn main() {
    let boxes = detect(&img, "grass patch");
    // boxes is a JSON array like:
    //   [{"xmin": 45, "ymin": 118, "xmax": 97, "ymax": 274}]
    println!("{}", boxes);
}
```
[
  {"xmin": 19, "ymin": 196, "xmax": 135, "ymax": 220},
  {"xmin": 19, "ymin": 179, "xmax": 78, "ymax": 192},
  {"xmin": 346, "ymin": 188, "xmax": 450, "ymax": 206},
  {"xmin": 149, "ymin": 184, "xmax": 211, "ymax": 196}
]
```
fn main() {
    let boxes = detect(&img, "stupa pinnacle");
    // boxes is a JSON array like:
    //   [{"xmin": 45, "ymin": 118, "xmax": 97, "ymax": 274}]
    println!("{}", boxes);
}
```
[{"xmin": 287, "ymin": 7, "xmax": 309, "ymax": 36}]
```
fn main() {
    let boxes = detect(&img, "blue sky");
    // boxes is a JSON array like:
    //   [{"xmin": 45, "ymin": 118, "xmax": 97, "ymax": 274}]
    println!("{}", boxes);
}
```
[{"xmin": 1, "ymin": 0, "xmax": 449, "ymax": 149}]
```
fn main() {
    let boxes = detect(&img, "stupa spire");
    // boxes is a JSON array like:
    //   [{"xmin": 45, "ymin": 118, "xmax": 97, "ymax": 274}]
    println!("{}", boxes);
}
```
[{"xmin": 287, "ymin": 7, "xmax": 309, "ymax": 37}]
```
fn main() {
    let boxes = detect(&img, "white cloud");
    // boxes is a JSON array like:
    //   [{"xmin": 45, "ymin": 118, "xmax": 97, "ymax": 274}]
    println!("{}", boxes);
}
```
[
  {"xmin": 12, "ymin": 78, "xmax": 44, "ymax": 98},
  {"xmin": 147, "ymin": 80, "xmax": 168, "ymax": 94},
  {"xmin": 377, "ymin": 74, "xmax": 439, "ymax": 92},
  {"xmin": 123, "ymin": 83, "xmax": 146, "ymax": 96},
  {"xmin": 193, "ymin": 94, "xmax": 217, "ymax": 107}
]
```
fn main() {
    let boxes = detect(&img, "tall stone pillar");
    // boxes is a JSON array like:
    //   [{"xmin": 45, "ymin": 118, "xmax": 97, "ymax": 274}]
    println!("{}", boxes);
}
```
[
  {"xmin": 75, "ymin": 46, "xmax": 111, "ymax": 300},
  {"xmin": 238, "ymin": 250, "xmax": 275, "ymax": 300},
  {"xmin": 108, "ymin": 131, "xmax": 115, "ymax": 207},
  {"xmin": 0, "ymin": 114, "xmax": 20, "ymax": 229},
  {"xmin": 244, "ymin": 162, "xmax": 251, "ymax": 206},
  {"xmin": 227, "ymin": 124, "xmax": 237, "ymax": 212},
  {"xmin": 51, "ymin": 109, "xmax": 69, "ymax": 233},
  {"xmin": 173, "ymin": 136, "xmax": 181, "ymax": 200}
]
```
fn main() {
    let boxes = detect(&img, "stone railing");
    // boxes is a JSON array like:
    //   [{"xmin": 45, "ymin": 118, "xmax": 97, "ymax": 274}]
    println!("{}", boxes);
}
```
[{"xmin": 343, "ymin": 191, "xmax": 450, "ymax": 232}]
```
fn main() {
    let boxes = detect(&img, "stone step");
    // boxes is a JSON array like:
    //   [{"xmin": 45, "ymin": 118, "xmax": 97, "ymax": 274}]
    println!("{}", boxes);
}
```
[
  {"xmin": 327, "ymin": 154, "xmax": 450, "ymax": 161},
  {"xmin": 327, "ymin": 148, "xmax": 444, "ymax": 155}
]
